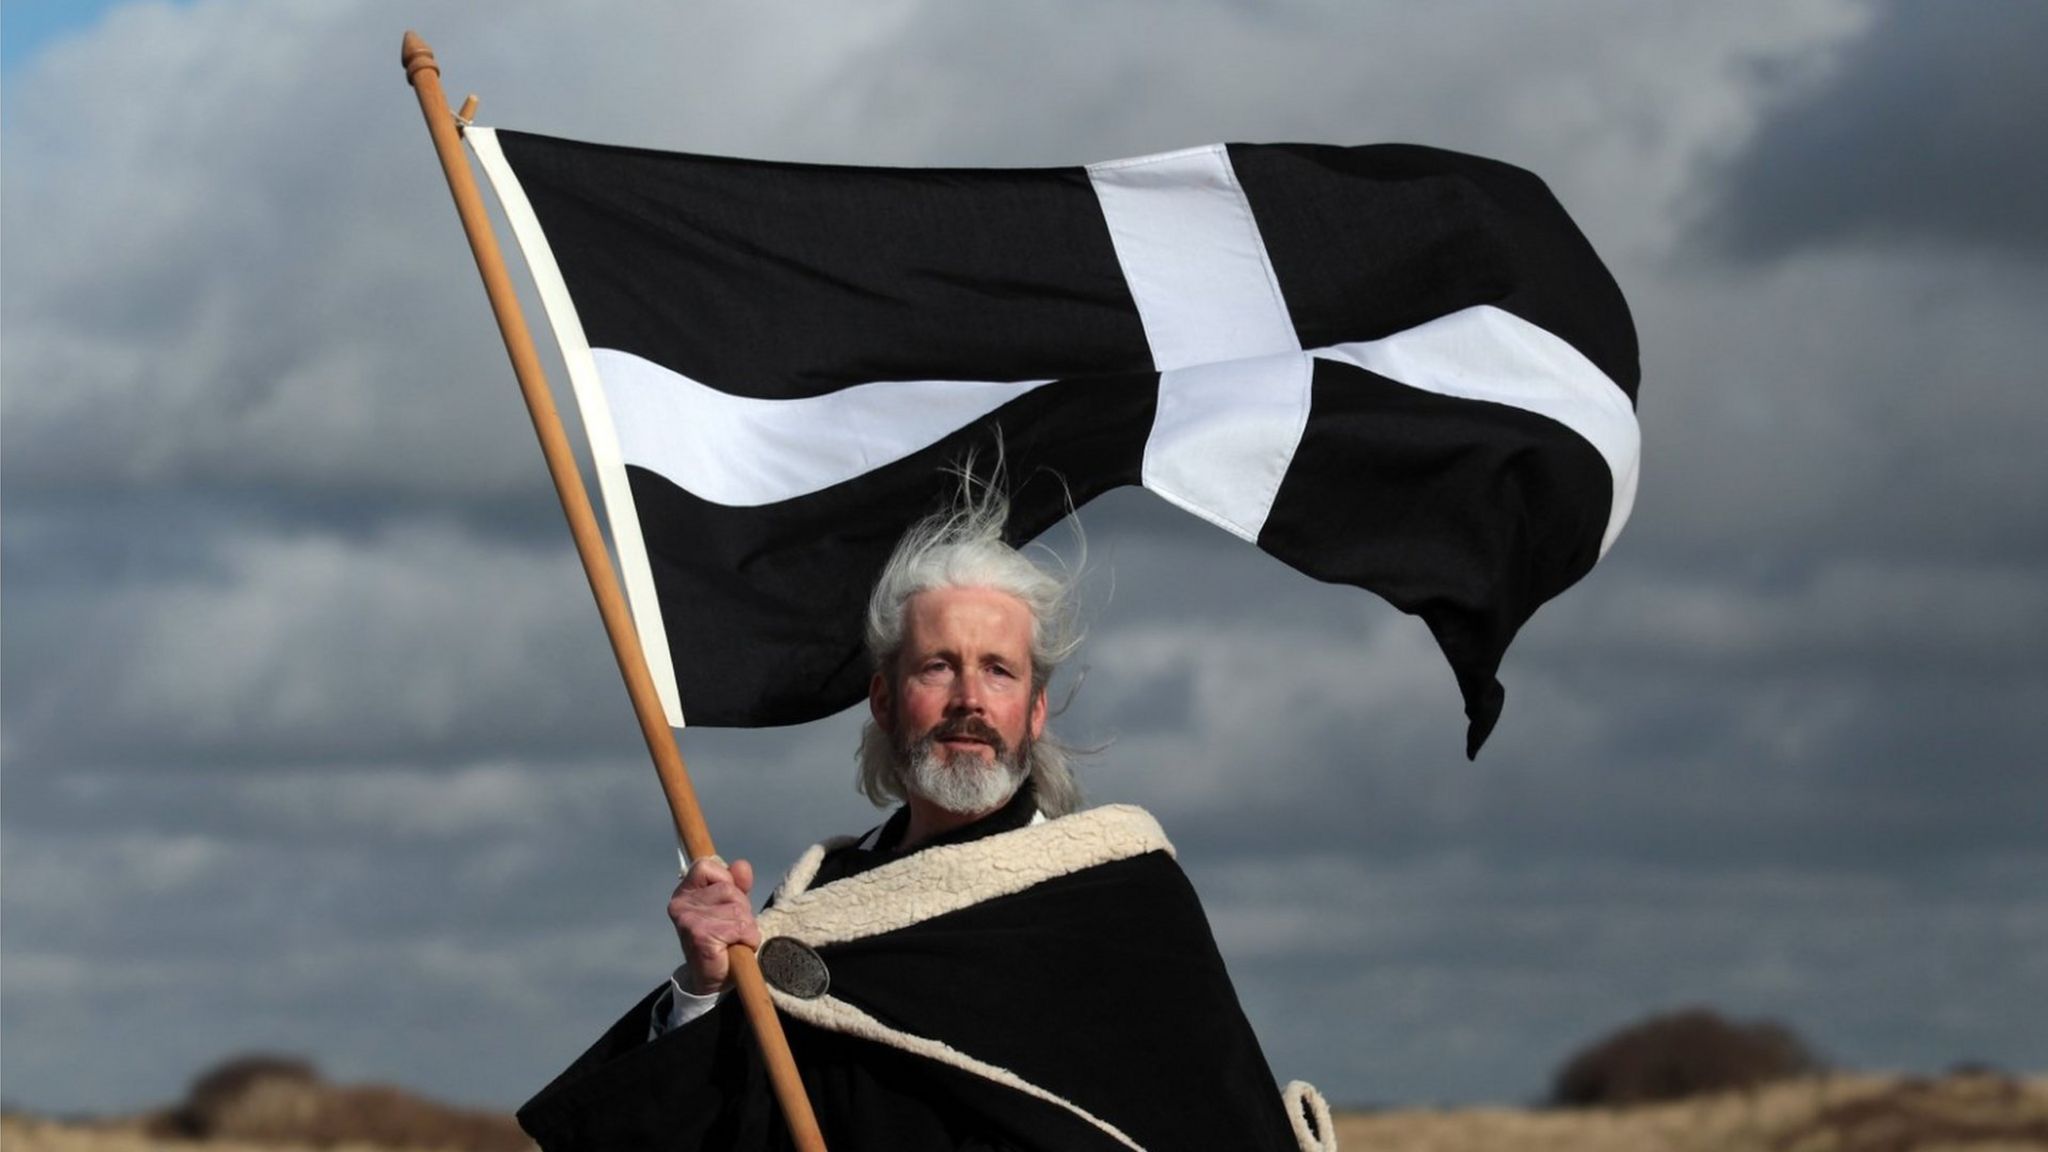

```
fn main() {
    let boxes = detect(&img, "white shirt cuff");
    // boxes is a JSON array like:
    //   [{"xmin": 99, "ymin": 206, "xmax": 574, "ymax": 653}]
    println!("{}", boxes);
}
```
[{"xmin": 648, "ymin": 964, "xmax": 726, "ymax": 1040}]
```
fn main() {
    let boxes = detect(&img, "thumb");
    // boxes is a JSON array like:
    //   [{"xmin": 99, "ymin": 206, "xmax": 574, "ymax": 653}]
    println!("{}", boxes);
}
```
[{"xmin": 731, "ymin": 858, "xmax": 755, "ymax": 895}]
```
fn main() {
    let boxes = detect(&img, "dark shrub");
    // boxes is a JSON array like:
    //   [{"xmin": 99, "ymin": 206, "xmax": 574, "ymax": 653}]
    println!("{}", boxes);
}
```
[
  {"xmin": 153, "ymin": 1051, "xmax": 530, "ymax": 1149},
  {"xmin": 160, "ymin": 1053, "xmax": 321, "ymax": 1137},
  {"xmin": 1550, "ymin": 1006, "xmax": 1819, "ymax": 1107}
]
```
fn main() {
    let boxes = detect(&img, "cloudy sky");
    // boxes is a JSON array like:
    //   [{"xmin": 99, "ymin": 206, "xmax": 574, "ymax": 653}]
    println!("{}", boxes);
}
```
[{"xmin": 4, "ymin": 0, "xmax": 2044, "ymax": 1117}]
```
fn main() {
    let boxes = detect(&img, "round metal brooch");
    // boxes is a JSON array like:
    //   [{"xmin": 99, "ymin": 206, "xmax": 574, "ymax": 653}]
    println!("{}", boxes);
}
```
[{"xmin": 757, "ymin": 936, "xmax": 830, "ymax": 999}]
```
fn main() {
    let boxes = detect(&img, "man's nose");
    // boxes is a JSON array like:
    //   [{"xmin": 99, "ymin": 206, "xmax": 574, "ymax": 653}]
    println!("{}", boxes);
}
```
[{"xmin": 948, "ymin": 669, "xmax": 986, "ymax": 713}]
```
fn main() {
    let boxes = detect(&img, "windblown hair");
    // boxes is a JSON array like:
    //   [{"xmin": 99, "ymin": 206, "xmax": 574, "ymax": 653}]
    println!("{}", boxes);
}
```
[{"xmin": 856, "ymin": 469, "xmax": 1084, "ymax": 817}]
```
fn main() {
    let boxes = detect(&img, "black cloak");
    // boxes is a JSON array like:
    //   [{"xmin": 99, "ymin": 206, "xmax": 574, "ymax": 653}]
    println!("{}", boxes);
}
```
[{"xmin": 519, "ymin": 801, "xmax": 1333, "ymax": 1151}]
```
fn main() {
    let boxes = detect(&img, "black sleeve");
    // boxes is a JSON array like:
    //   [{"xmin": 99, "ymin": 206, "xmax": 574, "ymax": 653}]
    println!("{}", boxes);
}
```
[
  {"xmin": 516, "ymin": 983, "xmax": 1128, "ymax": 1152},
  {"xmin": 517, "ymin": 988, "xmax": 774, "ymax": 1151}
]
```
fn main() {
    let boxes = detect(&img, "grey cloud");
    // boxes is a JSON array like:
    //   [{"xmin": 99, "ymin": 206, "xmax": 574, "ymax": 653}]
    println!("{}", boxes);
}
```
[
  {"xmin": 3, "ymin": 14, "xmax": 531, "ymax": 503},
  {"xmin": 1202, "ymin": 853, "xmax": 2048, "ymax": 1104},
  {"xmin": 1061, "ymin": 523, "xmax": 2048, "ymax": 880},
  {"xmin": 0, "ymin": 718, "xmax": 889, "ymax": 1111},
  {"xmin": 0, "ymin": 2, "xmax": 927, "ymax": 506},
  {"xmin": 2, "ymin": 511, "xmax": 633, "ymax": 770},
  {"xmin": 1707, "ymin": 0, "xmax": 2048, "ymax": 260},
  {"xmin": 1618, "ymin": 247, "xmax": 2048, "ymax": 566},
  {"xmin": 1532, "ymin": 555, "xmax": 2048, "ymax": 673},
  {"xmin": 0, "ymin": 819, "xmax": 676, "ymax": 1108}
]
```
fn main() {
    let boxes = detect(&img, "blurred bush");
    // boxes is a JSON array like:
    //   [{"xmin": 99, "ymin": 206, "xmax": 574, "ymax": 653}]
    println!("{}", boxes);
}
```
[
  {"xmin": 1550, "ymin": 1006, "xmax": 1819, "ymax": 1107},
  {"xmin": 153, "ymin": 1051, "xmax": 531, "ymax": 1149}
]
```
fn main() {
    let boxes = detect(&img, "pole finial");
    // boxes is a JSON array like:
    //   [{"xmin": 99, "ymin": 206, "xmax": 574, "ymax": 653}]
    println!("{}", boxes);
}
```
[{"xmin": 401, "ymin": 30, "xmax": 439, "ymax": 85}]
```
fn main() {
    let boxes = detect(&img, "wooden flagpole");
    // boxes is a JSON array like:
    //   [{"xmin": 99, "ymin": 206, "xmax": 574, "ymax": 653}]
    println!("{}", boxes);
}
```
[{"xmin": 401, "ymin": 32, "xmax": 827, "ymax": 1152}]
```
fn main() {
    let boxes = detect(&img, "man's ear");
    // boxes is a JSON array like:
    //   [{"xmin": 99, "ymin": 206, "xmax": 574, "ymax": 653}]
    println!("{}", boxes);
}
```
[
  {"xmin": 1028, "ymin": 685, "xmax": 1047, "ymax": 741},
  {"xmin": 869, "ymin": 671, "xmax": 893, "ymax": 733}
]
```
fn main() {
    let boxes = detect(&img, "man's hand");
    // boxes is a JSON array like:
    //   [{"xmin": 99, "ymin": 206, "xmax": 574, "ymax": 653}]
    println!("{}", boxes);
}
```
[{"xmin": 669, "ymin": 857, "xmax": 761, "ymax": 995}]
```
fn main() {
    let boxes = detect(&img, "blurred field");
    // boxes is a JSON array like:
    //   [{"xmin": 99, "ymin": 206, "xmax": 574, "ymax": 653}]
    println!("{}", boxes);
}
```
[
  {"xmin": 0, "ymin": 1119, "xmax": 483, "ymax": 1152},
  {"xmin": 6, "ymin": 1070, "xmax": 2045, "ymax": 1151},
  {"xmin": 1336, "ymin": 1072, "xmax": 2048, "ymax": 1152}
]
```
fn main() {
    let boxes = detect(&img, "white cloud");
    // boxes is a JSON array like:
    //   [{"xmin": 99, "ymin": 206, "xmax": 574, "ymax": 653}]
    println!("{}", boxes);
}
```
[
  {"xmin": 1, "ymin": 830, "xmax": 235, "ymax": 915},
  {"xmin": 5, "ymin": 517, "xmax": 625, "ymax": 766},
  {"xmin": 235, "ymin": 763, "xmax": 591, "ymax": 839}
]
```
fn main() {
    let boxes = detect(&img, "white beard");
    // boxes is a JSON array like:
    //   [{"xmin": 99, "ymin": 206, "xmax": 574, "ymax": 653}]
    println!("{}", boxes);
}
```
[{"xmin": 901, "ymin": 738, "xmax": 1028, "ymax": 816}]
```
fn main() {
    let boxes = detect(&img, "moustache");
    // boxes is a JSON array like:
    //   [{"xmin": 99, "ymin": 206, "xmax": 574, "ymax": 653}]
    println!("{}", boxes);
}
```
[{"xmin": 926, "ymin": 716, "xmax": 1007, "ymax": 757}]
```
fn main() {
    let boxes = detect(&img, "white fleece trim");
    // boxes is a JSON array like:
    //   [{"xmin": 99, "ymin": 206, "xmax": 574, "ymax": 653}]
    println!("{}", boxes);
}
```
[
  {"xmin": 771, "ymin": 990, "xmax": 1147, "ymax": 1152},
  {"xmin": 768, "ymin": 835, "xmax": 858, "ymax": 908},
  {"xmin": 1283, "ymin": 1080, "xmax": 1338, "ymax": 1152},
  {"xmin": 757, "ymin": 805, "xmax": 1173, "ymax": 947}
]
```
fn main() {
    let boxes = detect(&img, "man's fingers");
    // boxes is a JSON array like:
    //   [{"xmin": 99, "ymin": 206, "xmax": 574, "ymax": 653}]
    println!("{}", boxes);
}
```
[
  {"xmin": 681, "ymin": 857, "xmax": 733, "ymax": 890},
  {"xmin": 669, "ymin": 888, "xmax": 748, "ymax": 926},
  {"xmin": 672, "ymin": 900, "xmax": 746, "ymax": 927},
  {"xmin": 669, "ymin": 856, "xmax": 761, "ymax": 985}
]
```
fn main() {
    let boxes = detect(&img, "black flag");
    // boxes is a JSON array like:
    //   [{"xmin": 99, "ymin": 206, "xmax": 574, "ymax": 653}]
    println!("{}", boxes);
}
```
[{"xmin": 470, "ymin": 128, "xmax": 1639, "ymax": 755}]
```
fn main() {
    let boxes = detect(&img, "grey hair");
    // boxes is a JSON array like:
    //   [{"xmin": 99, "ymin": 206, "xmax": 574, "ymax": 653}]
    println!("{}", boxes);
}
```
[{"xmin": 856, "ymin": 468, "xmax": 1084, "ymax": 817}]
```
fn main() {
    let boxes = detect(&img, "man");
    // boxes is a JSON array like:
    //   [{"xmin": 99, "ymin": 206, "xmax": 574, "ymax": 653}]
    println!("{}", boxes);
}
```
[{"xmin": 518, "ymin": 489, "xmax": 1333, "ymax": 1152}]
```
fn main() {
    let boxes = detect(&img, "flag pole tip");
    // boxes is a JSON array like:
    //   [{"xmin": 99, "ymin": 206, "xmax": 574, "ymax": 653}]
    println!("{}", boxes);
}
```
[{"xmin": 401, "ymin": 31, "xmax": 438, "ymax": 82}]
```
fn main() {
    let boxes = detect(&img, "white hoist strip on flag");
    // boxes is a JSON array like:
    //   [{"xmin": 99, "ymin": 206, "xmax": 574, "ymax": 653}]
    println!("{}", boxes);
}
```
[{"xmin": 466, "ymin": 125, "xmax": 688, "ymax": 728}]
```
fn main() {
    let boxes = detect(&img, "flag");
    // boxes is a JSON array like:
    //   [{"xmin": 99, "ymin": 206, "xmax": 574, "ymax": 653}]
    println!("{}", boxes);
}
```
[{"xmin": 467, "ymin": 128, "xmax": 1639, "ymax": 756}]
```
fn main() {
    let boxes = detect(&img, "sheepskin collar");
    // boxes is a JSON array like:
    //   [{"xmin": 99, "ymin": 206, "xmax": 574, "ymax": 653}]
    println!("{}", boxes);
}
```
[{"xmin": 759, "ymin": 804, "xmax": 1172, "ymax": 948}]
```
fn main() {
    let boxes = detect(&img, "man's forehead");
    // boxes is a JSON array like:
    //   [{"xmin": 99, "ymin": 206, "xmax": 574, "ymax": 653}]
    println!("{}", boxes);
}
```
[{"xmin": 901, "ymin": 586, "xmax": 1035, "ymax": 644}]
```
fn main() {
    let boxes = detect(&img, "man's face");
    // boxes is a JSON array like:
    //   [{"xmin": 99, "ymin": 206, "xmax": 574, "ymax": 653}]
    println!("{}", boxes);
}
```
[{"xmin": 870, "ymin": 586, "xmax": 1048, "ymax": 813}]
